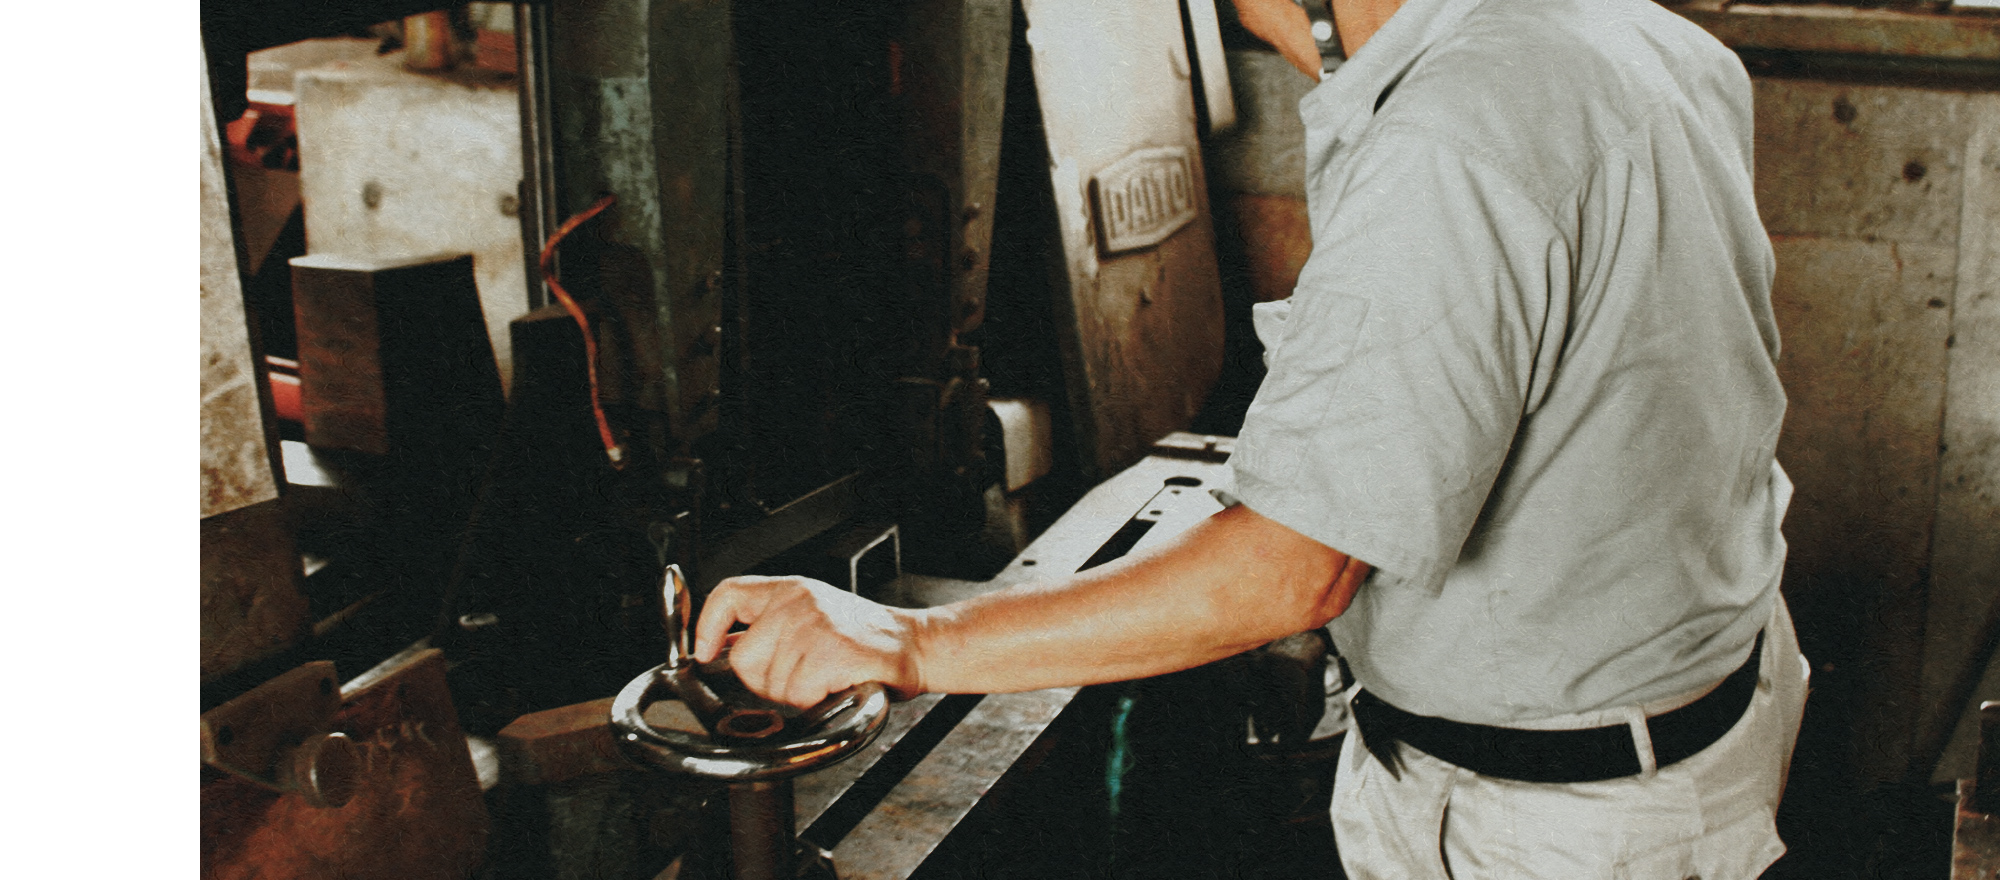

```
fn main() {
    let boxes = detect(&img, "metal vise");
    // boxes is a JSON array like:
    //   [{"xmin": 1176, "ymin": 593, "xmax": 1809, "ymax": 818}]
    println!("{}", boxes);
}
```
[{"xmin": 610, "ymin": 566, "xmax": 888, "ymax": 880}]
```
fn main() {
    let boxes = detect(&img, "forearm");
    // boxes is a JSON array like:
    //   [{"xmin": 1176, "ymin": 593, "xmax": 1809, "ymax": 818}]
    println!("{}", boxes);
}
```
[{"xmin": 903, "ymin": 504, "xmax": 1367, "ymax": 694}]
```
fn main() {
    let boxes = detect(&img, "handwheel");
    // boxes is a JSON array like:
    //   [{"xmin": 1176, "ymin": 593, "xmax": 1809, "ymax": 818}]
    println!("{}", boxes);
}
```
[{"xmin": 607, "ymin": 565, "xmax": 890, "ymax": 880}]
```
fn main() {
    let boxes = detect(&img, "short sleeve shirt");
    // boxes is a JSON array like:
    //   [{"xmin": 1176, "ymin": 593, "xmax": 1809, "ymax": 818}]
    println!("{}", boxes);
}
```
[{"xmin": 1228, "ymin": 0, "xmax": 1791, "ymax": 725}]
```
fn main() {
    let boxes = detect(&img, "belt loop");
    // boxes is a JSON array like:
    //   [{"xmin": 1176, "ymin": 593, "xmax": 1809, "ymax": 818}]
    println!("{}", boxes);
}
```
[{"xmin": 1624, "ymin": 706, "xmax": 1658, "ymax": 778}]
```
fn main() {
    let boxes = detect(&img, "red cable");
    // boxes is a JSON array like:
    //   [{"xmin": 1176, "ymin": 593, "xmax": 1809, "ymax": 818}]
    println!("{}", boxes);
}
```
[{"xmin": 538, "ymin": 194, "xmax": 625, "ymax": 468}]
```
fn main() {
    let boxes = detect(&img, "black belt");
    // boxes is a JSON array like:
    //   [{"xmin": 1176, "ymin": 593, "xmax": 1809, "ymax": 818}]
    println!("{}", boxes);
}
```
[{"xmin": 1349, "ymin": 633, "xmax": 1763, "ymax": 784}]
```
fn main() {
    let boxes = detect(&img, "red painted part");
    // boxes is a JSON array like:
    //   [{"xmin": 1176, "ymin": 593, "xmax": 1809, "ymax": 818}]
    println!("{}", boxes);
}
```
[{"xmin": 269, "ymin": 371, "xmax": 303, "ymax": 424}]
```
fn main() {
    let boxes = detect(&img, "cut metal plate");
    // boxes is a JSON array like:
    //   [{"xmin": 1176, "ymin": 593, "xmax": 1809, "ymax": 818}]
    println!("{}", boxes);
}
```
[{"xmin": 820, "ymin": 443, "xmax": 1236, "ymax": 877}]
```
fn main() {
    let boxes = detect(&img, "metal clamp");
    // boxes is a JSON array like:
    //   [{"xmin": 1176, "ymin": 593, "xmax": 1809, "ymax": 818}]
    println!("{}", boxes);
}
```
[{"xmin": 200, "ymin": 661, "xmax": 361, "ymax": 808}]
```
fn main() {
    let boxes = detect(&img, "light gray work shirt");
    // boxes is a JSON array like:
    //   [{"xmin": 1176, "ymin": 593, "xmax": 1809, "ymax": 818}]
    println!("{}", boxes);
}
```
[{"xmin": 1229, "ymin": 0, "xmax": 1791, "ymax": 726}]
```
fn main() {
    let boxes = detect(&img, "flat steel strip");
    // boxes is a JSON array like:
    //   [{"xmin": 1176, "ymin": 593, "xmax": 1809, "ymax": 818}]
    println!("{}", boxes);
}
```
[
  {"xmin": 794, "ymin": 692, "xmax": 949, "ymax": 833},
  {"xmin": 827, "ymin": 687, "xmax": 1079, "ymax": 880}
]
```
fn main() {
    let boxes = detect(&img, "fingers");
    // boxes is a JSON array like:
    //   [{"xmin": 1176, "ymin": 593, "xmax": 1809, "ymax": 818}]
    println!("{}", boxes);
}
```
[
  {"xmin": 693, "ymin": 576, "xmax": 784, "ymax": 663},
  {"xmin": 724, "ymin": 597, "xmax": 808, "ymax": 701},
  {"xmin": 763, "ymin": 631, "xmax": 818, "ymax": 707},
  {"xmin": 689, "ymin": 575, "xmax": 907, "ymax": 709}
]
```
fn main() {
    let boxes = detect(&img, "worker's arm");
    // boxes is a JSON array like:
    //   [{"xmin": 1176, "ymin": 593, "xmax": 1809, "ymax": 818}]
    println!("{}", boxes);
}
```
[{"xmin": 692, "ymin": 503, "xmax": 1370, "ymax": 708}]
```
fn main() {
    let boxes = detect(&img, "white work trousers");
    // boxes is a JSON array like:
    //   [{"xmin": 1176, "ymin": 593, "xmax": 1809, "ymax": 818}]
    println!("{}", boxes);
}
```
[{"xmin": 1332, "ymin": 598, "xmax": 1810, "ymax": 880}]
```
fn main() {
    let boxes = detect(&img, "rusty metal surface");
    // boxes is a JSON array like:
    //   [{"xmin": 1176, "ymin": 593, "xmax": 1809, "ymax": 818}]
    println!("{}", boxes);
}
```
[
  {"xmin": 1221, "ymin": 194, "xmax": 1313, "ymax": 305},
  {"xmin": 900, "ymin": 0, "xmax": 1013, "ymax": 342},
  {"xmin": 201, "ymin": 501, "xmax": 310, "ymax": 684},
  {"xmin": 202, "ymin": 648, "xmax": 489, "ymax": 880},
  {"xmin": 1092, "ymin": 147, "xmax": 1200, "ymax": 255},
  {"xmin": 1753, "ymin": 79, "xmax": 1973, "ymax": 247},
  {"xmin": 1206, "ymin": 49, "xmax": 1314, "ymax": 199},
  {"xmin": 1671, "ymin": 1, "xmax": 2000, "ymax": 62},
  {"xmin": 289, "ymin": 253, "xmax": 504, "ymax": 456},
  {"xmin": 545, "ymin": 0, "xmax": 728, "ymax": 453},
  {"xmin": 202, "ymin": 661, "xmax": 345, "ymax": 788},
  {"xmin": 202, "ymin": 52, "xmax": 280, "ymax": 520},
  {"xmin": 793, "ymin": 693, "xmax": 950, "ymax": 835},
  {"xmin": 1022, "ymin": 0, "xmax": 1227, "ymax": 480}
]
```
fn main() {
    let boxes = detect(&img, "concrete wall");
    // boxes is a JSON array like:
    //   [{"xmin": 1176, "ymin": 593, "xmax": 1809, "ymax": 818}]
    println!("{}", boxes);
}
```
[
  {"xmin": 1752, "ymin": 77, "xmax": 2000, "ymax": 787},
  {"xmin": 203, "ymin": 56, "xmax": 281, "ymax": 518}
]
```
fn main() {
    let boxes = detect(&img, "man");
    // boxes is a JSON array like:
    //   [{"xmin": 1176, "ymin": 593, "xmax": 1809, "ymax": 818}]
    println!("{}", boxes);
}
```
[{"xmin": 694, "ymin": 0, "xmax": 1810, "ymax": 875}]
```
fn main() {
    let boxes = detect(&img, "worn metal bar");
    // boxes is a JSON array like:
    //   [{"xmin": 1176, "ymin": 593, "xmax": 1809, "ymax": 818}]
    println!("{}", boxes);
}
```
[
  {"xmin": 1181, "ymin": 0, "xmax": 1238, "ymax": 132},
  {"xmin": 899, "ymin": 0, "xmax": 1013, "ymax": 345},
  {"xmin": 828, "ymin": 688, "xmax": 1079, "ymax": 880},
  {"xmin": 695, "ymin": 475, "xmax": 864, "ymax": 594},
  {"xmin": 794, "ymin": 693, "xmax": 951, "ymax": 835},
  {"xmin": 1670, "ymin": 1, "xmax": 2000, "ymax": 62}
]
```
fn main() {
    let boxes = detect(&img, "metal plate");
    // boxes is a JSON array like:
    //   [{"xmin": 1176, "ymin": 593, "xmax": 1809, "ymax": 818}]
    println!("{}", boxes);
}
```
[
  {"xmin": 1021, "ymin": 0, "xmax": 1227, "ymax": 479},
  {"xmin": 1092, "ymin": 146, "xmax": 1198, "ymax": 255}
]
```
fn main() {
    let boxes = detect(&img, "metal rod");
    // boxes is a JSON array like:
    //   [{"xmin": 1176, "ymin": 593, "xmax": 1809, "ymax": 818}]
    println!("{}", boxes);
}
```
[
  {"xmin": 728, "ymin": 780, "xmax": 795, "ymax": 880},
  {"xmin": 514, "ymin": 1, "xmax": 559, "ymax": 311}
]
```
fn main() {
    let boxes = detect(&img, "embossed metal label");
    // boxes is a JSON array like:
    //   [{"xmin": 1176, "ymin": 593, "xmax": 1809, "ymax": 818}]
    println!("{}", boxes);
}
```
[{"xmin": 1090, "ymin": 146, "xmax": 1196, "ymax": 255}]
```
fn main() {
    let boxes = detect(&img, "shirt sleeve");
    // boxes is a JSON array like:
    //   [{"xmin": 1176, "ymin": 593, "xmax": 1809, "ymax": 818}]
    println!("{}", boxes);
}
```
[{"xmin": 1229, "ymin": 123, "xmax": 1567, "ymax": 587}]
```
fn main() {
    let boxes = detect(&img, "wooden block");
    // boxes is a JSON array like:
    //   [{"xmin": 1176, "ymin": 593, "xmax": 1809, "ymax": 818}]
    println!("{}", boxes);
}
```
[
  {"xmin": 496, "ymin": 697, "xmax": 633, "ymax": 787},
  {"xmin": 290, "ymin": 252, "xmax": 503, "ymax": 455}
]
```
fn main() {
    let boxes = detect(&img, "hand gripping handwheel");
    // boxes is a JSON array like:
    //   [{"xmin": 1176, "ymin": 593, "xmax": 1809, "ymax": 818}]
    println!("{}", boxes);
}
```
[{"xmin": 610, "ymin": 565, "xmax": 889, "ymax": 879}]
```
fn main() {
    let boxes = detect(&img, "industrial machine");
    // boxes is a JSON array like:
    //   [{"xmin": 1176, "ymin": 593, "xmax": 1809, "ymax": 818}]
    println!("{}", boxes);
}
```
[{"xmin": 200, "ymin": 1, "xmax": 1341, "ymax": 877}]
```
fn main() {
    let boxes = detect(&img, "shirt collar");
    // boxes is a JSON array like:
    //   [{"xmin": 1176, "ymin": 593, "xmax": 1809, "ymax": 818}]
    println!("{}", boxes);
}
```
[{"xmin": 1298, "ymin": 0, "xmax": 1491, "ymax": 173}]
